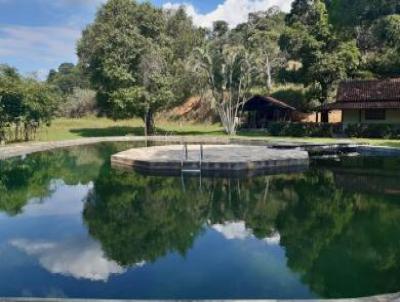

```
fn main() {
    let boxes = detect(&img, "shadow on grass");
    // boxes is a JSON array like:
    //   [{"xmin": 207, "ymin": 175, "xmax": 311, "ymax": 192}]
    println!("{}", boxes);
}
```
[
  {"xmin": 70, "ymin": 126, "xmax": 224, "ymax": 137},
  {"xmin": 236, "ymin": 130, "xmax": 270, "ymax": 137},
  {"xmin": 70, "ymin": 126, "xmax": 145, "ymax": 137}
]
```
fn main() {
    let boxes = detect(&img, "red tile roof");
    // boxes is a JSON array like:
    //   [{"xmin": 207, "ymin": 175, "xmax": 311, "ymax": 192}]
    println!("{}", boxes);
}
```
[
  {"xmin": 337, "ymin": 78, "xmax": 400, "ymax": 102},
  {"xmin": 321, "ymin": 78, "xmax": 400, "ymax": 110},
  {"xmin": 322, "ymin": 101, "xmax": 400, "ymax": 110}
]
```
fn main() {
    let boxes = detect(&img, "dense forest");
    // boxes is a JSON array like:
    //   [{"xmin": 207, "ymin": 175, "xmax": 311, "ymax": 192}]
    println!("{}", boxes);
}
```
[{"xmin": 1, "ymin": 0, "xmax": 399, "ymax": 139}]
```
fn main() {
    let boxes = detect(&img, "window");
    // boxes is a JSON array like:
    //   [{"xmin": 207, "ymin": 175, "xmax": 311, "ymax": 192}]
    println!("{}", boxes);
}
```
[{"xmin": 365, "ymin": 109, "xmax": 386, "ymax": 121}]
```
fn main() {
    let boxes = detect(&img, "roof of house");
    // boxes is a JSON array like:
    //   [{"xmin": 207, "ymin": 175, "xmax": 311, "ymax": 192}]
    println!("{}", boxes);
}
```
[
  {"xmin": 338, "ymin": 78, "xmax": 400, "ymax": 102},
  {"xmin": 322, "ymin": 78, "xmax": 400, "ymax": 110},
  {"xmin": 243, "ymin": 95, "xmax": 296, "ymax": 111}
]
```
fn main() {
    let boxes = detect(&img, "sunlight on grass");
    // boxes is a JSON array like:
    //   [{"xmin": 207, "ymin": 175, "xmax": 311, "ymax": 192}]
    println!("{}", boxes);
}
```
[
  {"xmin": 31, "ymin": 117, "xmax": 400, "ymax": 148},
  {"xmin": 36, "ymin": 117, "xmax": 224, "ymax": 141}
]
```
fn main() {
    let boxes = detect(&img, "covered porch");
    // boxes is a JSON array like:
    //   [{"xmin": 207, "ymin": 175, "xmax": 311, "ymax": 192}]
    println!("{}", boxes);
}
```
[{"xmin": 241, "ymin": 95, "xmax": 296, "ymax": 129}]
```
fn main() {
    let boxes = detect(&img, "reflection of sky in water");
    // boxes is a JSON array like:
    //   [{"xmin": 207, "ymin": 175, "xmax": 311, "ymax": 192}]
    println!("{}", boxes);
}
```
[
  {"xmin": 213, "ymin": 221, "xmax": 281, "ymax": 244},
  {"xmin": 2, "ymin": 145, "xmax": 400, "ymax": 299},
  {"xmin": 2, "ymin": 181, "xmax": 130, "ymax": 282},
  {"xmin": 0, "ymin": 180, "xmax": 314, "ymax": 299},
  {"xmin": 10, "ymin": 237, "xmax": 127, "ymax": 281}
]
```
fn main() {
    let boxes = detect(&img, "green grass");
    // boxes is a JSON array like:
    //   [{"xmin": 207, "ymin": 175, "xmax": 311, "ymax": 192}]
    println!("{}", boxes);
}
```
[
  {"xmin": 36, "ymin": 117, "xmax": 224, "ymax": 141},
  {"xmin": 31, "ymin": 117, "xmax": 400, "ymax": 148}
]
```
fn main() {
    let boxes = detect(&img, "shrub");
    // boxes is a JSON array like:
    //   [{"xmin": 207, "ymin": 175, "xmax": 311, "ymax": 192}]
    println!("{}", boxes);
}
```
[
  {"xmin": 262, "ymin": 122, "xmax": 343, "ymax": 138},
  {"xmin": 0, "ymin": 68, "xmax": 59, "ymax": 143},
  {"xmin": 345, "ymin": 123, "xmax": 400, "ymax": 139},
  {"xmin": 248, "ymin": 122, "xmax": 400, "ymax": 139}
]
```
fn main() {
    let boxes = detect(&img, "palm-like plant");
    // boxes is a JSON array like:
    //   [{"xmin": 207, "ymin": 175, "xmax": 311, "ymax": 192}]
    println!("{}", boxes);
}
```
[{"xmin": 191, "ymin": 44, "xmax": 255, "ymax": 135}]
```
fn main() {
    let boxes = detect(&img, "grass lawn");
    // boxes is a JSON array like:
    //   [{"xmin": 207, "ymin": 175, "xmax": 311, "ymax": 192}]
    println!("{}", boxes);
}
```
[
  {"xmin": 31, "ymin": 116, "xmax": 400, "ymax": 148},
  {"xmin": 36, "ymin": 117, "xmax": 224, "ymax": 141}
]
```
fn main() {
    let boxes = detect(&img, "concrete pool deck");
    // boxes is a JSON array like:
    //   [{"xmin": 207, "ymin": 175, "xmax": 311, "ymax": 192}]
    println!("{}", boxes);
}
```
[
  {"xmin": 111, "ymin": 144, "xmax": 309, "ymax": 176},
  {"xmin": 0, "ymin": 136, "xmax": 372, "ymax": 159},
  {"xmin": 1, "ymin": 136, "xmax": 400, "ymax": 161},
  {"xmin": 1, "ymin": 292, "xmax": 400, "ymax": 301}
]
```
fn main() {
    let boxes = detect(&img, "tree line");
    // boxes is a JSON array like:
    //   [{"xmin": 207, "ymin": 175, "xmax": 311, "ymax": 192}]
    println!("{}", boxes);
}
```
[{"xmin": 1, "ymin": 0, "xmax": 399, "ymax": 140}]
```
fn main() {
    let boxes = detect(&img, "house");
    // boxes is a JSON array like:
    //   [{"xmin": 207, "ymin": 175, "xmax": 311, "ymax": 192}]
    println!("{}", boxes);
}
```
[
  {"xmin": 241, "ymin": 95, "xmax": 341, "ymax": 128},
  {"xmin": 241, "ymin": 95, "xmax": 296, "ymax": 128},
  {"xmin": 321, "ymin": 78, "xmax": 400, "ymax": 125}
]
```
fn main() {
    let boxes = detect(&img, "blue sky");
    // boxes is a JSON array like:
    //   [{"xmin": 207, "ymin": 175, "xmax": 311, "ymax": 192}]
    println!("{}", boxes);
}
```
[{"xmin": 0, "ymin": 0, "xmax": 292, "ymax": 79}]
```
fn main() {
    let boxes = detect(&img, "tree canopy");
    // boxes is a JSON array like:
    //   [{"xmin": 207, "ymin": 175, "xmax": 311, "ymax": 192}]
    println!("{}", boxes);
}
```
[{"xmin": 77, "ymin": 0, "xmax": 204, "ymax": 134}]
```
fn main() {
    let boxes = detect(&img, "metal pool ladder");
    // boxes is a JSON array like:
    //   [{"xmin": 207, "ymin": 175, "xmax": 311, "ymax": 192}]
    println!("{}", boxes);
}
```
[
  {"xmin": 181, "ymin": 143, "xmax": 203, "ymax": 174},
  {"xmin": 181, "ymin": 144, "xmax": 204, "ymax": 193}
]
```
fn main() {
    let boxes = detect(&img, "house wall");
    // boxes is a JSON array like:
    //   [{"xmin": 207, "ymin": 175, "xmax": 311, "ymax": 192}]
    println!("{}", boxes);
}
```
[
  {"xmin": 293, "ymin": 110, "xmax": 342, "ymax": 123},
  {"xmin": 343, "ymin": 109, "xmax": 400, "ymax": 124}
]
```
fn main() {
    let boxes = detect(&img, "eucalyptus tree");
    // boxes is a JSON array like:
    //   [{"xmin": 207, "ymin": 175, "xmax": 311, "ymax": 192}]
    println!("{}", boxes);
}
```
[{"xmin": 247, "ymin": 8, "xmax": 286, "ymax": 91}]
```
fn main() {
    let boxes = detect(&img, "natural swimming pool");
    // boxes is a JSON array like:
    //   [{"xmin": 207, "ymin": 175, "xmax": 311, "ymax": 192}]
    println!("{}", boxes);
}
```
[{"xmin": 0, "ymin": 142, "xmax": 400, "ymax": 299}]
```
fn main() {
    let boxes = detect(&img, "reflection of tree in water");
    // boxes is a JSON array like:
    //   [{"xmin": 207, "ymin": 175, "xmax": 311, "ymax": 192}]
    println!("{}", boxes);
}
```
[
  {"xmin": 83, "ymin": 164, "xmax": 288, "ymax": 266},
  {"xmin": 84, "ymin": 162, "xmax": 400, "ymax": 298},
  {"xmin": 276, "ymin": 169, "xmax": 356, "ymax": 277},
  {"xmin": 0, "ymin": 142, "xmax": 140, "ymax": 215},
  {"xmin": 3, "ymin": 145, "xmax": 400, "ymax": 299},
  {"xmin": 276, "ymin": 168, "xmax": 400, "ymax": 298}
]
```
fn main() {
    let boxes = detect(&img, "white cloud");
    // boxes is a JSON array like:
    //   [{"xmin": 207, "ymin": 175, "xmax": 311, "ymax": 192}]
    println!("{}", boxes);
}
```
[
  {"xmin": 21, "ymin": 181, "xmax": 91, "ymax": 217},
  {"xmin": 0, "ymin": 25, "xmax": 80, "ymax": 63},
  {"xmin": 10, "ymin": 237, "xmax": 132, "ymax": 281},
  {"xmin": 163, "ymin": 0, "xmax": 293, "ymax": 28},
  {"xmin": 213, "ymin": 221, "xmax": 252, "ymax": 240},
  {"xmin": 213, "ymin": 221, "xmax": 281, "ymax": 245}
]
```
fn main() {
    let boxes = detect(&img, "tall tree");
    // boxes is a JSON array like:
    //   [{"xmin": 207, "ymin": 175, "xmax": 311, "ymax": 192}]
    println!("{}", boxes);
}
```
[
  {"xmin": 246, "ymin": 7, "xmax": 286, "ymax": 90},
  {"xmin": 78, "ymin": 0, "xmax": 165, "ymax": 134},
  {"xmin": 78, "ymin": 0, "xmax": 201, "ymax": 135},
  {"xmin": 280, "ymin": 0, "xmax": 360, "ymax": 104}
]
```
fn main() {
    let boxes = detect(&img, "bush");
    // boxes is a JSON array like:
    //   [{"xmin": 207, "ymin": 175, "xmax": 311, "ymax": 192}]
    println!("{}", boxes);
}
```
[
  {"xmin": 261, "ymin": 122, "xmax": 343, "ymax": 138},
  {"xmin": 345, "ymin": 123, "xmax": 400, "ymax": 139},
  {"xmin": 57, "ymin": 88, "xmax": 97, "ymax": 118},
  {"xmin": 259, "ymin": 122, "xmax": 400, "ymax": 138},
  {"xmin": 0, "ymin": 67, "xmax": 59, "ymax": 143}
]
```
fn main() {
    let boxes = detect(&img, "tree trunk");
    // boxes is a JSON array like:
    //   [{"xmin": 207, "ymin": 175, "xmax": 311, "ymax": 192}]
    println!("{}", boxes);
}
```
[
  {"xmin": 144, "ymin": 108, "xmax": 155, "ymax": 136},
  {"xmin": 266, "ymin": 55, "xmax": 273, "ymax": 91}
]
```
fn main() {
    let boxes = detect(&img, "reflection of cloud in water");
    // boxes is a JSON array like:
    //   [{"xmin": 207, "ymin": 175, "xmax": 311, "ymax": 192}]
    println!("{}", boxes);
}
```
[
  {"xmin": 22, "ymin": 181, "xmax": 92, "ymax": 217},
  {"xmin": 212, "ymin": 221, "xmax": 280, "ymax": 245},
  {"xmin": 9, "ymin": 236, "xmax": 135, "ymax": 281},
  {"xmin": 213, "ymin": 221, "xmax": 252, "ymax": 240},
  {"xmin": 263, "ymin": 232, "xmax": 281, "ymax": 245}
]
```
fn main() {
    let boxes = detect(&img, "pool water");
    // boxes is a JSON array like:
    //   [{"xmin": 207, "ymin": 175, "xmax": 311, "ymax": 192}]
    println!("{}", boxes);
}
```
[{"xmin": 0, "ymin": 142, "xmax": 400, "ymax": 299}]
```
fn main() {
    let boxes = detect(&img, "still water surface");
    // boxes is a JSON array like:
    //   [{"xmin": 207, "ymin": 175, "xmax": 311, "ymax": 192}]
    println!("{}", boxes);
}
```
[{"xmin": 0, "ymin": 142, "xmax": 400, "ymax": 299}]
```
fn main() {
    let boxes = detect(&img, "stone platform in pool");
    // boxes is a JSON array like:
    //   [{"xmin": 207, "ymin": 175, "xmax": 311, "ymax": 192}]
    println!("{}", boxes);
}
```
[{"xmin": 111, "ymin": 144, "xmax": 309, "ymax": 177}]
